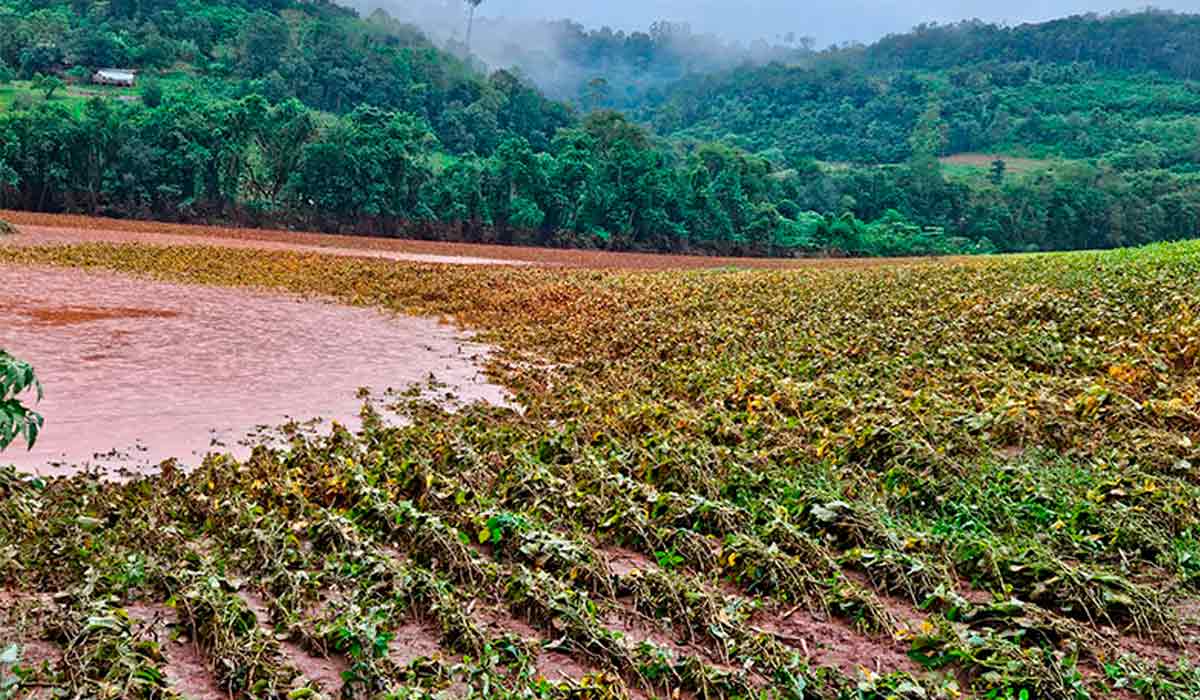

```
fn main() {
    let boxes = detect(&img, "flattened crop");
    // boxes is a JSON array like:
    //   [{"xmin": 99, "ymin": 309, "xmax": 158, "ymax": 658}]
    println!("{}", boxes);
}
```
[{"xmin": 1, "ymin": 235, "xmax": 1199, "ymax": 698}]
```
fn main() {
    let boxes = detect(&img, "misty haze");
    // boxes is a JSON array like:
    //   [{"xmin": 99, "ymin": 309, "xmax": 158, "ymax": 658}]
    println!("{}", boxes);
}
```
[{"xmin": 348, "ymin": 0, "xmax": 1200, "ymax": 44}]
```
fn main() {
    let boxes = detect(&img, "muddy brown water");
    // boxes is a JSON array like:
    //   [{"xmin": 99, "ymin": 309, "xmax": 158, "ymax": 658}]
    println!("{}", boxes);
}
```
[
  {"xmin": 2, "ymin": 211, "xmax": 973, "ymax": 270},
  {"xmin": 7, "ymin": 224, "xmax": 536, "ymax": 266},
  {"xmin": 0, "ymin": 264, "xmax": 508, "ymax": 476}
]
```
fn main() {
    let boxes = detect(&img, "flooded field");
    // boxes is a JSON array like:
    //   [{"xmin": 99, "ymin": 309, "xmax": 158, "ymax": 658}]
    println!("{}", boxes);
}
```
[
  {"xmin": 0, "ymin": 210, "xmax": 961, "ymax": 270},
  {"xmin": 0, "ymin": 264, "xmax": 507, "ymax": 476},
  {"xmin": 4, "ymin": 223, "xmax": 534, "ymax": 267}
]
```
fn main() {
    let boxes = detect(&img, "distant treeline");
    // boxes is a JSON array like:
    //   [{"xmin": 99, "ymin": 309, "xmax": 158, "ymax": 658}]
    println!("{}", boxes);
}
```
[
  {"xmin": 867, "ymin": 11, "xmax": 1200, "ymax": 79},
  {"xmin": 0, "ymin": 97, "xmax": 981, "ymax": 257},
  {"xmin": 3, "ymin": 96, "xmax": 1198, "ymax": 255}
]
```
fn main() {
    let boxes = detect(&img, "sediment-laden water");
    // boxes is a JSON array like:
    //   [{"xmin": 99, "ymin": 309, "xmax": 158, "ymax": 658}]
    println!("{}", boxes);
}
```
[{"xmin": 0, "ymin": 264, "xmax": 507, "ymax": 475}]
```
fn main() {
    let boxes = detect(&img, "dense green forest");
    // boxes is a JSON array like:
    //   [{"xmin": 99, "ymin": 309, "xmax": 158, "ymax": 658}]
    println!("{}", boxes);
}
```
[
  {"xmin": 625, "ymin": 11, "xmax": 1200, "ymax": 252},
  {"xmin": 638, "ymin": 15, "xmax": 1200, "ymax": 165},
  {"xmin": 1, "ymin": 0, "xmax": 1200, "ymax": 256}
]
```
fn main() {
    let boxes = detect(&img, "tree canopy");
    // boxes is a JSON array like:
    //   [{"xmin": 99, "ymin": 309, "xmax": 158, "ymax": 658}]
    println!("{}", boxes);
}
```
[{"xmin": 1, "ymin": 1, "xmax": 1199, "ymax": 257}]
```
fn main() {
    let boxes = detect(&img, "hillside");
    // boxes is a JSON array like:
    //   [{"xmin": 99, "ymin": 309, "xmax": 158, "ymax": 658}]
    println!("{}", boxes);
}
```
[
  {"xmin": 622, "ymin": 11, "xmax": 1200, "ymax": 253},
  {"xmin": 0, "ymin": 0, "xmax": 570, "ymax": 149},
  {"xmin": 641, "ymin": 60, "xmax": 1200, "ymax": 167},
  {"xmin": 0, "ymin": 0, "xmax": 996, "ymax": 259},
  {"xmin": 638, "ymin": 13, "xmax": 1200, "ymax": 167},
  {"xmin": 2, "ymin": 3, "xmax": 1200, "ymax": 257}
]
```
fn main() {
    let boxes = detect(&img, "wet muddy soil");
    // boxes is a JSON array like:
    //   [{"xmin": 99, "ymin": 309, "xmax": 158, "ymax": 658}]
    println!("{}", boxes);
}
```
[
  {"xmin": 6, "ymin": 223, "xmax": 534, "ymax": 267},
  {"xmin": 0, "ymin": 211, "xmax": 965, "ymax": 270}
]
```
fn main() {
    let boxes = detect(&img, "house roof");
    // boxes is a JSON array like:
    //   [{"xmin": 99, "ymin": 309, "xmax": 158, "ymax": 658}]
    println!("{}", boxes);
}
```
[{"xmin": 95, "ymin": 69, "xmax": 136, "ymax": 81}]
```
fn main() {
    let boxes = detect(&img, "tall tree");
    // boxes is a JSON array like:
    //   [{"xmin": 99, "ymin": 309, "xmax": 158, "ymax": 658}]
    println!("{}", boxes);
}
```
[
  {"xmin": 464, "ymin": 0, "xmax": 483, "ymax": 54},
  {"xmin": 32, "ymin": 73, "xmax": 63, "ymax": 100},
  {"xmin": 238, "ymin": 10, "xmax": 289, "ymax": 78}
]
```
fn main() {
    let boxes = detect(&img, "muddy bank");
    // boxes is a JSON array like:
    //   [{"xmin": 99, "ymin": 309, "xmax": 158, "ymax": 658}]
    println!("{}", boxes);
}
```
[
  {"xmin": 5, "ymin": 223, "xmax": 534, "ymax": 267},
  {"xmin": 0, "ymin": 210, "xmax": 964, "ymax": 270},
  {"xmin": 0, "ymin": 264, "xmax": 508, "ymax": 476}
]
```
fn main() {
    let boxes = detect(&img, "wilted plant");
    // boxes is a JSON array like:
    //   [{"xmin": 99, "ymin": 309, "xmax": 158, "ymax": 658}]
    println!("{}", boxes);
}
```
[{"xmin": 1, "ymin": 238, "xmax": 1199, "ymax": 698}]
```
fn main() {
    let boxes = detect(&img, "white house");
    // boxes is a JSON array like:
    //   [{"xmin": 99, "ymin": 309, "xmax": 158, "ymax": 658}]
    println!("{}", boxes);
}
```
[{"xmin": 93, "ymin": 69, "xmax": 136, "ymax": 87}]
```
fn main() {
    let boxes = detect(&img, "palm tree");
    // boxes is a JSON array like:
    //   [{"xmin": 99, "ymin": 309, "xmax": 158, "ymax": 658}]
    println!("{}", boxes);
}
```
[{"xmin": 465, "ymin": 0, "xmax": 484, "ymax": 54}]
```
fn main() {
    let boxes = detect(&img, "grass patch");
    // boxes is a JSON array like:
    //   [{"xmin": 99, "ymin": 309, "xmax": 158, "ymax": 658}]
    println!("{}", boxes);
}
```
[
  {"xmin": 939, "ymin": 153, "xmax": 1062, "ymax": 181},
  {"xmin": 0, "ymin": 80, "xmax": 140, "ymax": 115}
]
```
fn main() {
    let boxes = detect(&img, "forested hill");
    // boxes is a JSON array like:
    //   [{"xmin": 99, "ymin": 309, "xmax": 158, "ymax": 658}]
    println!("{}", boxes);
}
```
[
  {"xmin": 3, "ymin": 2, "xmax": 1200, "ymax": 258},
  {"xmin": 637, "ymin": 11, "xmax": 1200, "ymax": 165},
  {"xmin": 0, "ymin": 0, "xmax": 571, "ymax": 151},
  {"xmin": 621, "ymin": 10, "xmax": 1200, "ymax": 253},
  {"xmin": 866, "ymin": 11, "xmax": 1200, "ymax": 78}
]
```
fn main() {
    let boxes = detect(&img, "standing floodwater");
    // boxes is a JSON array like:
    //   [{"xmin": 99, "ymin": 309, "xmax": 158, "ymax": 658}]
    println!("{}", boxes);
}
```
[{"xmin": 0, "ymin": 265, "xmax": 507, "ymax": 476}]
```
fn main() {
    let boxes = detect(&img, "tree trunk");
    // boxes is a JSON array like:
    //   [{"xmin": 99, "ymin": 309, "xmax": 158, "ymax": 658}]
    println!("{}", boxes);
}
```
[{"xmin": 466, "ymin": 5, "xmax": 476, "ymax": 54}]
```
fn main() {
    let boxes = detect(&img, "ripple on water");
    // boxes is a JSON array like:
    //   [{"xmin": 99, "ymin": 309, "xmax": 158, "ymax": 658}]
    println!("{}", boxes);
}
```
[{"xmin": 0, "ymin": 264, "xmax": 509, "ymax": 476}]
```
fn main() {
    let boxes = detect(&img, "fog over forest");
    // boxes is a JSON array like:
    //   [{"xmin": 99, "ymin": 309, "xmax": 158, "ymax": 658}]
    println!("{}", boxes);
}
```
[
  {"xmin": 346, "ymin": 0, "xmax": 1197, "ymax": 46},
  {"xmin": 343, "ymin": 0, "xmax": 804, "ymax": 101},
  {"xmin": 342, "ymin": 0, "xmax": 1198, "ymax": 102}
]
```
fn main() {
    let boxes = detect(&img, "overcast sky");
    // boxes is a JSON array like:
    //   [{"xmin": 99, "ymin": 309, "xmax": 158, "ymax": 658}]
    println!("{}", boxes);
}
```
[{"xmin": 476, "ymin": 1, "xmax": 1197, "ymax": 45}]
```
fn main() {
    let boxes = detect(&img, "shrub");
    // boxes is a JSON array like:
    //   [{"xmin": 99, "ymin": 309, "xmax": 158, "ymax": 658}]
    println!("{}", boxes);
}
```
[
  {"xmin": 141, "ymin": 77, "xmax": 164, "ymax": 107},
  {"xmin": 0, "ymin": 349, "xmax": 42, "ymax": 451},
  {"xmin": 10, "ymin": 93, "xmax": 34, "ymax": 111}
]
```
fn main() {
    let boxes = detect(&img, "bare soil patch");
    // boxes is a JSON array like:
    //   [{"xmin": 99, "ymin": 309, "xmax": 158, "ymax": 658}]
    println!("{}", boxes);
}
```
[
  {"xmin": 599, "ymin": 546, "xmax": 657, "ymax": 578},
  {"xmin": 749, "ymin": 604, "xmax": 924, "ymax": 677},
  {"xmin": 535, "ymin": 649, "xmax": 597, "ymax": 683},
  {"xmin": 941, "ymin": 153, "xmax": 1056, "ymax": 173},
  {"xmin": 1178, "ymin": 599, "xmax": 1199, "ymax": 660},
  {"xmin": 126, "ymin": 602, "xmax": 227, "ymax": 700},
  {"xmin": 388, "ymin": 620, "xmax": 446, "ymax": 667},
  {"xmin": 239, "ymin": 590, "xmax": 348, "ymax": 694},
  {"xmin": 477, "ymin": 603, "xmax": 544, "ymax": 641},
  {"xmin": 0, "ymin": 590, "xmax": 57, "ymax": 673}
]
